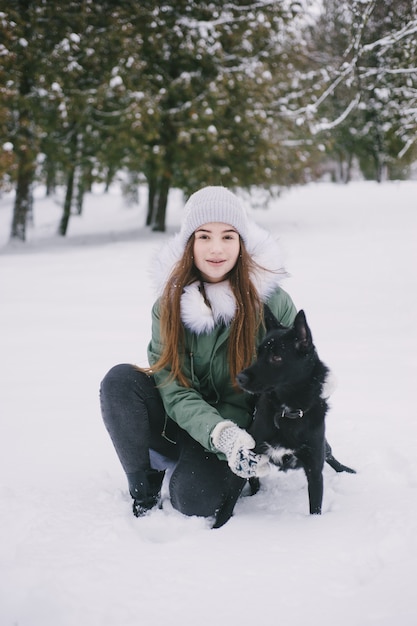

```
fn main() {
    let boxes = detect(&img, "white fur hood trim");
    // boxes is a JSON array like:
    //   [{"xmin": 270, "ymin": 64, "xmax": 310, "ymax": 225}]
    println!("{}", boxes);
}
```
[
  {"xmin": 181, "ymin": 280, "xmax": 238, "ymax": 334},
  {"xmin": 150, "ymin": 219, "xmax": 289, "ymax": 334}
]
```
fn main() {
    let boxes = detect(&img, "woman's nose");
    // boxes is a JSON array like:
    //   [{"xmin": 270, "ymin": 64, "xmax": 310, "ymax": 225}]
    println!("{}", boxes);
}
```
[{"xmin": 209, "ymin": 238, "xmax": 223, "ymax": 252}]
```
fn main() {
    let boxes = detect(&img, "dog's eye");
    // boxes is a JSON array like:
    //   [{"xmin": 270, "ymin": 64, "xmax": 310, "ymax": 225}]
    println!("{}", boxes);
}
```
[{"xmin": 269, "ymin": 355, "xmax": 282, "ymax": 364}]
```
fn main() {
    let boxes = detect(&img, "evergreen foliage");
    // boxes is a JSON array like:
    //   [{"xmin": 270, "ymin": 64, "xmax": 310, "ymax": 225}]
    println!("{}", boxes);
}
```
[{"xmin": 1, "ymin": 0, "xmax": 416, "ymax": 240}]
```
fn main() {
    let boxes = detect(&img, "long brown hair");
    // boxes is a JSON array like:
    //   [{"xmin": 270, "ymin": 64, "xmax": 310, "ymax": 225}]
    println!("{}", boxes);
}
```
[{"xmin": 143, "ymin": 234, "xmax": 264, "ymax": 387}]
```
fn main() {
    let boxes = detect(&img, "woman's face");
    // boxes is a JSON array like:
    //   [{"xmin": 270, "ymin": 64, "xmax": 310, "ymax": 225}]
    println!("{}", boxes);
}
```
[{"xmin": 193, "ymin": 222, "xmax": 240, "ymax": 283}]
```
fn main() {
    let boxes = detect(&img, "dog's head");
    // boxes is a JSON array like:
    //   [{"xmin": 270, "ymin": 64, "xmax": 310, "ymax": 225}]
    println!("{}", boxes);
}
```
[{"xmin": 236, "ymin": 309, "xmax": 315, "ymax": 394}]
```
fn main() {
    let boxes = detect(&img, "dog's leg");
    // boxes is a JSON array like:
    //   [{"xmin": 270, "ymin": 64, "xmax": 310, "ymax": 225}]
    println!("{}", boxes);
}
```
[
  {"xmin": 304, "ymin": 467, "xmax": 323, "ymax": 514},
  {"xmin": 325, "ymin": 441, "xmax": 356, "ymax": 474},
  {"xmin": 249, "ymin": 476, "xmax": 260, "ymax": 495}
]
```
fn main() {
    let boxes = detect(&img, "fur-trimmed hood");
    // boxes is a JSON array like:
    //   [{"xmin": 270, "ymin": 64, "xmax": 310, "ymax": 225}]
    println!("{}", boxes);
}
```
[{"xmin": 150, "ymin": 219, "xmax": 289, "ymax": 335}]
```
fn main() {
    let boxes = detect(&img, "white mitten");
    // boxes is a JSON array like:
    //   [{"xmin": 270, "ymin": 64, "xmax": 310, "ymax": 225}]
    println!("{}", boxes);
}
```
[{"xmin": 211, "ymin": 421, "xmax": 270, "ymax": 479}]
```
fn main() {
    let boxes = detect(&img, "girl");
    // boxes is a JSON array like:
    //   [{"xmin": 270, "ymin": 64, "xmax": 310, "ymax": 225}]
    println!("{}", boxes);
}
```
[{"xmin": 100, "ymin": 185, "xmax": 297, "ymax": 527}]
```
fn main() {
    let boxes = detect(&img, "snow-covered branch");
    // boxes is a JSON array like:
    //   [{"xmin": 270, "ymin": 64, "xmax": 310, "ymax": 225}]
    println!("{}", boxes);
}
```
[{"xmin": 311, "ymin": 93, "xmax": 361, "ymax": 133}]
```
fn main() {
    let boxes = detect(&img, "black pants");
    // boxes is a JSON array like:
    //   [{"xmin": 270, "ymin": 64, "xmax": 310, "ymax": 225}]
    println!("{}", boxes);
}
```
[{"xmin": 100, "ymin": 364, "xmax": 245, "ymax": 525}]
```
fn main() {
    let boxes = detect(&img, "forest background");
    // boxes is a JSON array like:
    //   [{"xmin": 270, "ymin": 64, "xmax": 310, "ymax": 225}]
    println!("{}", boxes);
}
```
[{"xmin": 1, "ymin": 0, "xmax": 417, "ymax": 242}]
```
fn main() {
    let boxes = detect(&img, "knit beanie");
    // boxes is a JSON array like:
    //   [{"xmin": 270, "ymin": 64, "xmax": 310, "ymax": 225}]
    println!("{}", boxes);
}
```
[{"xmin": 178, "ymin": 186, "xmax": 249, "ymax": 248}]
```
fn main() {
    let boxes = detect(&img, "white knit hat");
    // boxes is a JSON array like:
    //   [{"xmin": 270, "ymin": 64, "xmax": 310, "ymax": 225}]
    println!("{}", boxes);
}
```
[{"xmin": 178, "ymin": 186, "xmax": 249, "ymax": 248}]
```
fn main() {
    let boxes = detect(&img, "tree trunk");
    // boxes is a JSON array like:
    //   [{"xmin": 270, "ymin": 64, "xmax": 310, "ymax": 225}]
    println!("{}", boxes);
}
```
[
  {"xmin": 75, "ymin": 167, "xmax": 85, "ymax": 215},
  {"xmin": 75, "ymin": 180, "xmax": 84, "ymax": 215},
  {"xmin": 58, "ymin": 165, "xmax": 76, "ymax": 236},
  {"xmin": 105, "ymin": 166, "xmax": 115, "ymax": 192},
  {"xmin": 45, "ymin": 157, "xmax": 56, "ymax": 196},
  {"xmin": 146, "ymin": 173, "xmax": 157, "ymax": 226},
  {"xmin": 152, "ymin": 174, "xmax": 170, "ymax": 232},
  {"xmin": 344, "ymin": 154, "xmax": 353, "ymax": 183},
  {"xmin": 58, "ymin": 131, "xmax": 77, "ymax": 235},
  {"xmin": 9, "ymin": 0, "xmax": 35, "ymax": 242},
  {"xmin": 10, "ymin": 149, "xmax": 34, "ymax": 241}
]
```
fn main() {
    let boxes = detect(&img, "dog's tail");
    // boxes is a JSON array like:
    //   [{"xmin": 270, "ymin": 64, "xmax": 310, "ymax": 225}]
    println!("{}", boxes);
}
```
[{"xmin": 325, "ymin": 441, "xmax": 356, "ymax": 474}]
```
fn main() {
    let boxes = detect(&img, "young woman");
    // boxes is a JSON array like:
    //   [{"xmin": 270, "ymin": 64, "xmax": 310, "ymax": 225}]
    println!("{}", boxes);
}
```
[{"xmin": 100, "ymin": 185, "xmax": 297, "ymax": 527}]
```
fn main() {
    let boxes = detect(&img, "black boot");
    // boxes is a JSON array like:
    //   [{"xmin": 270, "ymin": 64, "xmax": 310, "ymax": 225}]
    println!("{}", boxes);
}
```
[{"xmin": 127, "ymin": 469, "xmax": 165, "ymax": 517}]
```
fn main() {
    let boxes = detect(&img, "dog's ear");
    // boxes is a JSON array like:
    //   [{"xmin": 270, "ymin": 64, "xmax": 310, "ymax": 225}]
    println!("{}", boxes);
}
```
[
  {"xmin": 294, "ymin": 310, "xmax": 313, "ymax": 352},
  {"xmin": 263, "ymin": 304, "xmax": 286, "ymax": 333}
]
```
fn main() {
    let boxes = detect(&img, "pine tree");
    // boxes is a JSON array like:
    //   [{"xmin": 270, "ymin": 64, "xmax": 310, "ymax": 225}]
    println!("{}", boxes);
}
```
[
  {"xmin": 110, "ymin": 1, "xmax": 304, "ymax": 230},
  {"xmin": 4, "ymin": 1, "xmax": 44, "ymax": 241}
]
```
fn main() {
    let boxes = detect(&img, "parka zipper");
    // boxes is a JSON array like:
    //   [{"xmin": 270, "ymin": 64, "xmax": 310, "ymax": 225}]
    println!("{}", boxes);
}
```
[{"xmin": 190, "ymin": 334, "xmax": 195, "ymax": 384}]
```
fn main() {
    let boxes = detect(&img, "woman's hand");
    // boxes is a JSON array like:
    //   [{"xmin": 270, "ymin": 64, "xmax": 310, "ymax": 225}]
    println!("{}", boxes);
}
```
[{"xmin": 211, "ymin": 421, "xmax": 270, "ymax": 479}]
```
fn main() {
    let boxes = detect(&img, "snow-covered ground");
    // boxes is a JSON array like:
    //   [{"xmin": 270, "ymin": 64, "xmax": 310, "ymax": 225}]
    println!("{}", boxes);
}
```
[{"xmin": 1, "ymin": 180, "xmax": 416, "ymax": 626}]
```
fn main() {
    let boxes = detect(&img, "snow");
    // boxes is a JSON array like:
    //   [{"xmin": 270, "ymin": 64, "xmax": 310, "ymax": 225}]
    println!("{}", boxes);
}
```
[{"xmin": 1, "ymin": 180, "xmax": 416, "ymax": 626}]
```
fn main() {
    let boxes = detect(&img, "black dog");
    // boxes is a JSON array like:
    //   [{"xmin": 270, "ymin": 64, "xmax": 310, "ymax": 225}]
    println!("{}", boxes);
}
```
[{"xmin": 236, "ymin": 308, "xmax": 355, "ymax": 516}]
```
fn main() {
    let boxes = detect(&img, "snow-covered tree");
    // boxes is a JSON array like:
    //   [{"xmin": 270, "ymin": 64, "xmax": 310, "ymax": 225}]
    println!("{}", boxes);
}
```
[
  {"xmin": 3, "ymin": 0, "xmax": 416, "ymax": 242},
  {"xmin": 110, "ymin": 0, "xmax": 305, "ymax": 230},
  {"xmin": 38, "ymin": 2, "xmax": 131, "ymax": 235},
  {"xmin": 285, "ymin": 0, "xmax": 417, "ymax": 180},
  {"xmin": 3, "ymin": 0, "xmax": 307, "ymax": 236},
  {"xmin": 2, "ymin": 1, "xmax": 46, "ymax": 241}
]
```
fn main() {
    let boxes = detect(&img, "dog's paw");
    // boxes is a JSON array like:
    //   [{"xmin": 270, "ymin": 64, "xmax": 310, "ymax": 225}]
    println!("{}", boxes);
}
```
[
  {"xmin": 265, "ymin": 444, "xmax": 297, "ymax": 469},
  {"xmin": 281, "ymin": 453, "xmax": 299, "ymax": 470}
]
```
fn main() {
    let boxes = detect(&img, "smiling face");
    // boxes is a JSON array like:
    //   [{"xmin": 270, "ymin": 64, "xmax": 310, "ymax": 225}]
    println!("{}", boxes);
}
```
[{"xmin": 193, "ymin": 222, "xmax": 241, "ymax": 283}]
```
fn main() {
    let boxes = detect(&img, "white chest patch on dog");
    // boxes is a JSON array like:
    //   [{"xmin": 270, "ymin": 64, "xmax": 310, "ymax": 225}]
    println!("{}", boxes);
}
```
[{"xmin": 265, "ymin": 444, "xmax": 296, "ymax": 465}]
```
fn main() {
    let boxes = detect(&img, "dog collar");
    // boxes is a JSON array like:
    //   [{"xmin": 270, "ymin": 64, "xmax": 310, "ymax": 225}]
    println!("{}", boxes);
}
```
[{"xmin": 281, "ymin": 406, "xmax": 304, "ymax": 419}]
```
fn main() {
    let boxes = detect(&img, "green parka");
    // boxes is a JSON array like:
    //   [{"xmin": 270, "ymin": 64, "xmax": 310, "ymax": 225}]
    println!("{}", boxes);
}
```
[
  {"xmin": 148, "ymin": 286, "xmax": 297, "ymax": 455},
  {"xmin": 147, "ymin": 218, "xmax": 297, "ymax": 456}
]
